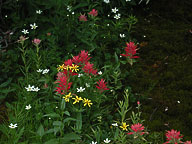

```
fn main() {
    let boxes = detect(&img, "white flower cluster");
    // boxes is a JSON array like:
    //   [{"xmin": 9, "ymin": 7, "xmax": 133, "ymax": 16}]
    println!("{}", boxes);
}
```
[
  {"xmin": 25, "ymin": 85, "xmax": 40, "ymax": 92},
  {"xmin": 90, "ymin": 138, "xmax": 111, "ymax": 144},
  {"xmin": 37, "ymin": 69, "xmax": 49, "ymax": 74},
  {"xmin": 103, "ymin": 0, "xmax": 110, "ymax": 3},
  {"xmin": 111, "ymin": 7, "xmax": 121, "ymax": 20},
  {"xmin": 120, "ymin": 33, "xmax": 126, "ymax": 38}
]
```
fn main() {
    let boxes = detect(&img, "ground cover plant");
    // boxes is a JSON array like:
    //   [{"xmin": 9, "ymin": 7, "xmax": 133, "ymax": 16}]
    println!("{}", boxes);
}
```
[{"xmin": 0, "ymin": 0, "xmax": 192, "ymax": 143}]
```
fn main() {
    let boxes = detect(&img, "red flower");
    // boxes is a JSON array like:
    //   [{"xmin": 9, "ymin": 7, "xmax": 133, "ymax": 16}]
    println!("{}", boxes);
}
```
[
  {"xmin": 96, "ymin": 79, "xmax": 109, "ymax": 92},
  {"xmin": 32, "ymin": 38, "xmax": 41, "ymax": 45},
  {"xmin": 88, "ymin": 9, "xmax": 98, "ymax": 17},
  {"xmin": 121, "ymin": 42, "xmax": 139, "ymax": 59},
  {"xmin": 164, "ymin": 129, "xmax": 183, "ymax": 144},
  {"xmin": 55, "ymin": 74, "xmax": 72, "ymax": 95},
  {"xmin": 64, "ymin": 59, "xmax": 73, "ymax": 66},
  {"xmin": 185, "ymin": 141, "xmax": 192, "ymax": 144},
  {"xmin": 79, "ymin": 14, "xmax": 87, "ymax": 21},
  {"xmin": 127, "ymin": 123, "xmax": 145, "ymax": 136},
  {"xmin": 83, "ymin": 62, "xmax": 97, "ymax": 75},
  {"xmin": 73, "ymin": 50, "xmax": 91, "ymax": 65}
]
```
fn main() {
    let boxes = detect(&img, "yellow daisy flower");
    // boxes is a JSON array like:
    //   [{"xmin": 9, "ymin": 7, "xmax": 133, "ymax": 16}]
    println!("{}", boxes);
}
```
[
  {"xmin": 72, "ymin": 96, "xmax": 83, "ymax": 104},
  {"xmin": 69, "ymin": 64, "xmax": 79, "ymax": 72},
  {"xmin": 63, "ymin": 92, "xmax": 72, "ymax": 102},
  {"xmin": 83, "ymin": 98, "xmax": 93, "ymax": 107},
  {"xmin": 120, "ymin": 122, "xmax": 129, "ymax": 131}
]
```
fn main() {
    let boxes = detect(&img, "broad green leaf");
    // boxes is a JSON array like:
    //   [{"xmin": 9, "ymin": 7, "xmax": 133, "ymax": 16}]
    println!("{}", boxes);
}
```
[
  {"xmin": 63, "ymin": 118, "xmax": 76, "ymax": 123},
  {"xmin": 37, "ymin": 124, "xmax": 45, "ymax": 137},
  {"xmin": 60, "ymin": 133, "xmax": 81, "ymax": 142},
  {"xmin": 53, "ymin": 121, "xmax": 63, "ymax": 127},
  {"xmin": 64, "ymin": 111, "xmax": 70, "ymax": 116},
  {"xmin": 44, "ymin": 139, "xmax": 59, "ymax": 144},
  {"xmin": 60, "ymin": 99, "xmax": 66, "ymax": 110}
]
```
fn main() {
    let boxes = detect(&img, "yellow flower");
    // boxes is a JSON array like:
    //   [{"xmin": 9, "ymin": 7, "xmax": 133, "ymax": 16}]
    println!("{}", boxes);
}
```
[
  {"xmin": 63, "ymin": 65, "xmax": 70, "ymax": 70},
  {"xmin": 69, "ymin": 64, "xmax": 79, "ymax": 72},
  {"xmin": 120, "ymin": 122, "xmax": 129, "ymax": 131},
  {"xmin": 83, "ymin": 98, "xmax": 93, "ymax": 107},
  {"xmin": 57, "ymin": 64, "xmax": 65, "ymax": 71},
  {"xmin": 72, "ymin": 96, "xmax": 83, "ymax": 104},
  {"xmin": 63, "ymin": 92, "xmax": 72, "ymax": 102}
]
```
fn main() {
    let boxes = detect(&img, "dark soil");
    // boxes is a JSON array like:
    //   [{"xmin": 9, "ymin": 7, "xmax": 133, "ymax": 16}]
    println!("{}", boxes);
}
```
[{"xmin": 130, "ymin": 0, "xmax": 192, "ymax": 139}]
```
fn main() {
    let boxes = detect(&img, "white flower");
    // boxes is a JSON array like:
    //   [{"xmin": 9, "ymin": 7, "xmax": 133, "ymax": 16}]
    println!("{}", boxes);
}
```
[
  {"xmin": 177, "ymin": 101, "xmax": 180, "ymax": 104},
  {"xmin": 5, "ymin": 15, "xmax": 7, "ymax": 18},
  {"xmin": 30, "ymin": 23, "xmax": 38, "ymax": 29},
  {"xmin": 126, "ymin": 0, "xmax": 131, "ymax": 1},
  {"xmin": 120, "ymin": 34, "xmax": 125, "ymax": 38},
  {"xmin": 42, "ymin": 69, "xmax": 49, "ymax": 74},
  {"xmin": 9, "ymin": 123, "xmax": 17, "ymax": 129},
  {"xmin": 72, "ymin": 12, "xmax": 74, "ymax": 15},
  {"xmin": 22, "ymin": 29, "xmax": 29, "ymax": 34},
  {"xmin": 98, "ymin": 71, "xmax": 102, "ymax": 75},
  {"xmin": 107, "ymin": 24, "xmax": 110, "ymax": 26},
  {"xmin": 90, "ymin": 141, "xmax": 97, "ymax": 144},
  {"xmin": 25, "ymin": 104, "xmax": 31, "ymax": 110},
  {"xmin": 112, "ymin": 123, "xmax": 118, "ymax": 127},
  {"xmin": 112, "ymin": 7, "xmax": 118, "ymax": 13},
  {"xmin": 104, "ymin": 0, "xmax": 110, "ymax": 3},
  {"xmin": 104, "ymin": 138, "xmax": 111, "ymax": 143},
  {"xmin": 25, "ymin": 85, "xmax": 35, "ymax": 91},
  {"xmin": 36, "ymin": 10, "xmax": 42, "ymax": 14},
  {"xmin": 86, "ymin": 83, "xmax": 90, "ymax": 87},
  {"xmin": 114, "ymin": 14, "xmax": 121, "ymax": 19},
  {"xmin": 49, "ymin": 117, "xmax": 51, "ymax": 120},
  {"xmin": 37, "ymin": 69, "xmax": 43, "ymax": 73},
  {"xmin": 33, "ymin": 87, "xmax": 40, "ymax": 92},
  {"xmin": 56, "ymin": 106, "xmax": 58, "ymax": 109},
  {"xmin": 77, "ymin": 87, "xmax": 85, "ymax": 92},
  {"xmin": 165, "ymin": 107, "xmax": 168, "ymax": 111},
  {"xmin": 78, "ymin": 74, "xmax": 83, "ymax": 77},
  {"xmin": 67, "ymin": 6, "xmax": 72, "ymax": 12}
]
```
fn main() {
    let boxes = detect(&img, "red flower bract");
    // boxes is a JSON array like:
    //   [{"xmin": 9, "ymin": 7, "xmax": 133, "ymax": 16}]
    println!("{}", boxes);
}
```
[
  {"xmin": 73, "ymin": 50, "xmax": 91, "ymax": 65},
  {"xmin": 55, "ymin": 74, "xmax": 72, "ymax": 95},
  {"xmin": 82, "ymin": 62, "xmax": 97, "ymax": 75},
  {"xmin": 185, "ymin": 141, "xmax": 192, "ymax": 144},
  {"xmin": 166, "ymin": 129, "xmax": 183, "ymax": 141},
  {"xmin": 127, "ymin": 123, "xmax": 145, "ymax": 136},
  {"xmin": 121, "ymin": 42, "xmax": 139, "ymax": 59},
  {"xmin": 163, "ymin": 129, "xmax": 183, "ymax": 144},
  {"xmin": 96, "ymin": 79, "xmax": 109, "ymax": 92},
  {"xmin": 88, "ymin": 9, "xmax": 98, "ymax": 17},
  {"xmin": 79, "ymin": 14, "xmax": 87, "ymax": 21}
]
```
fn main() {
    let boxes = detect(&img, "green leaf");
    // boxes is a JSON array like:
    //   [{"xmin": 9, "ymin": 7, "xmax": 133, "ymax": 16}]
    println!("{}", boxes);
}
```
[
  {"xmin": 64, "ymin": 111, "xmax": 70, "ymax": 116},
  {"xmin": 37, "ymin": 124, "xmax": 45, "ymax": 137},
  {"xmin": 60, "ymin": 133, "xmax": 81, "ymax": 142},
  {"xmin": 0, "ymin": 78, "xmax": 12, "ymax": 88},
  {"xmin": 44, "ymin": 113, "xmax": 60, "ymax": 118},
  {"xmin": 63, "ymin": 118, "xmax": 76, "ymax": 123},
  {"xmin": 15, "ymin": 127, "xmax": 24, "ymax": 143},
  {"xmin": 44, "ymin": 139, "xmax": 59, "ymax": 144},
  {"xmin": 53, "ymin": 121, "xmax": 63, "ymax": 127},
  {"xmin": 114, "ymin": 52, "xmax": 119, "ymax": 63},
  {"xmin": 61, "ymin": 98, "xmax": 66, "ymax": 110},
  {"xmin": 76, "ymin": 112, "xmax": 82, "ymax": 132},
  {"xmin": 72, "ymin": 3, "xmax": 88, "ymax": 11}
]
